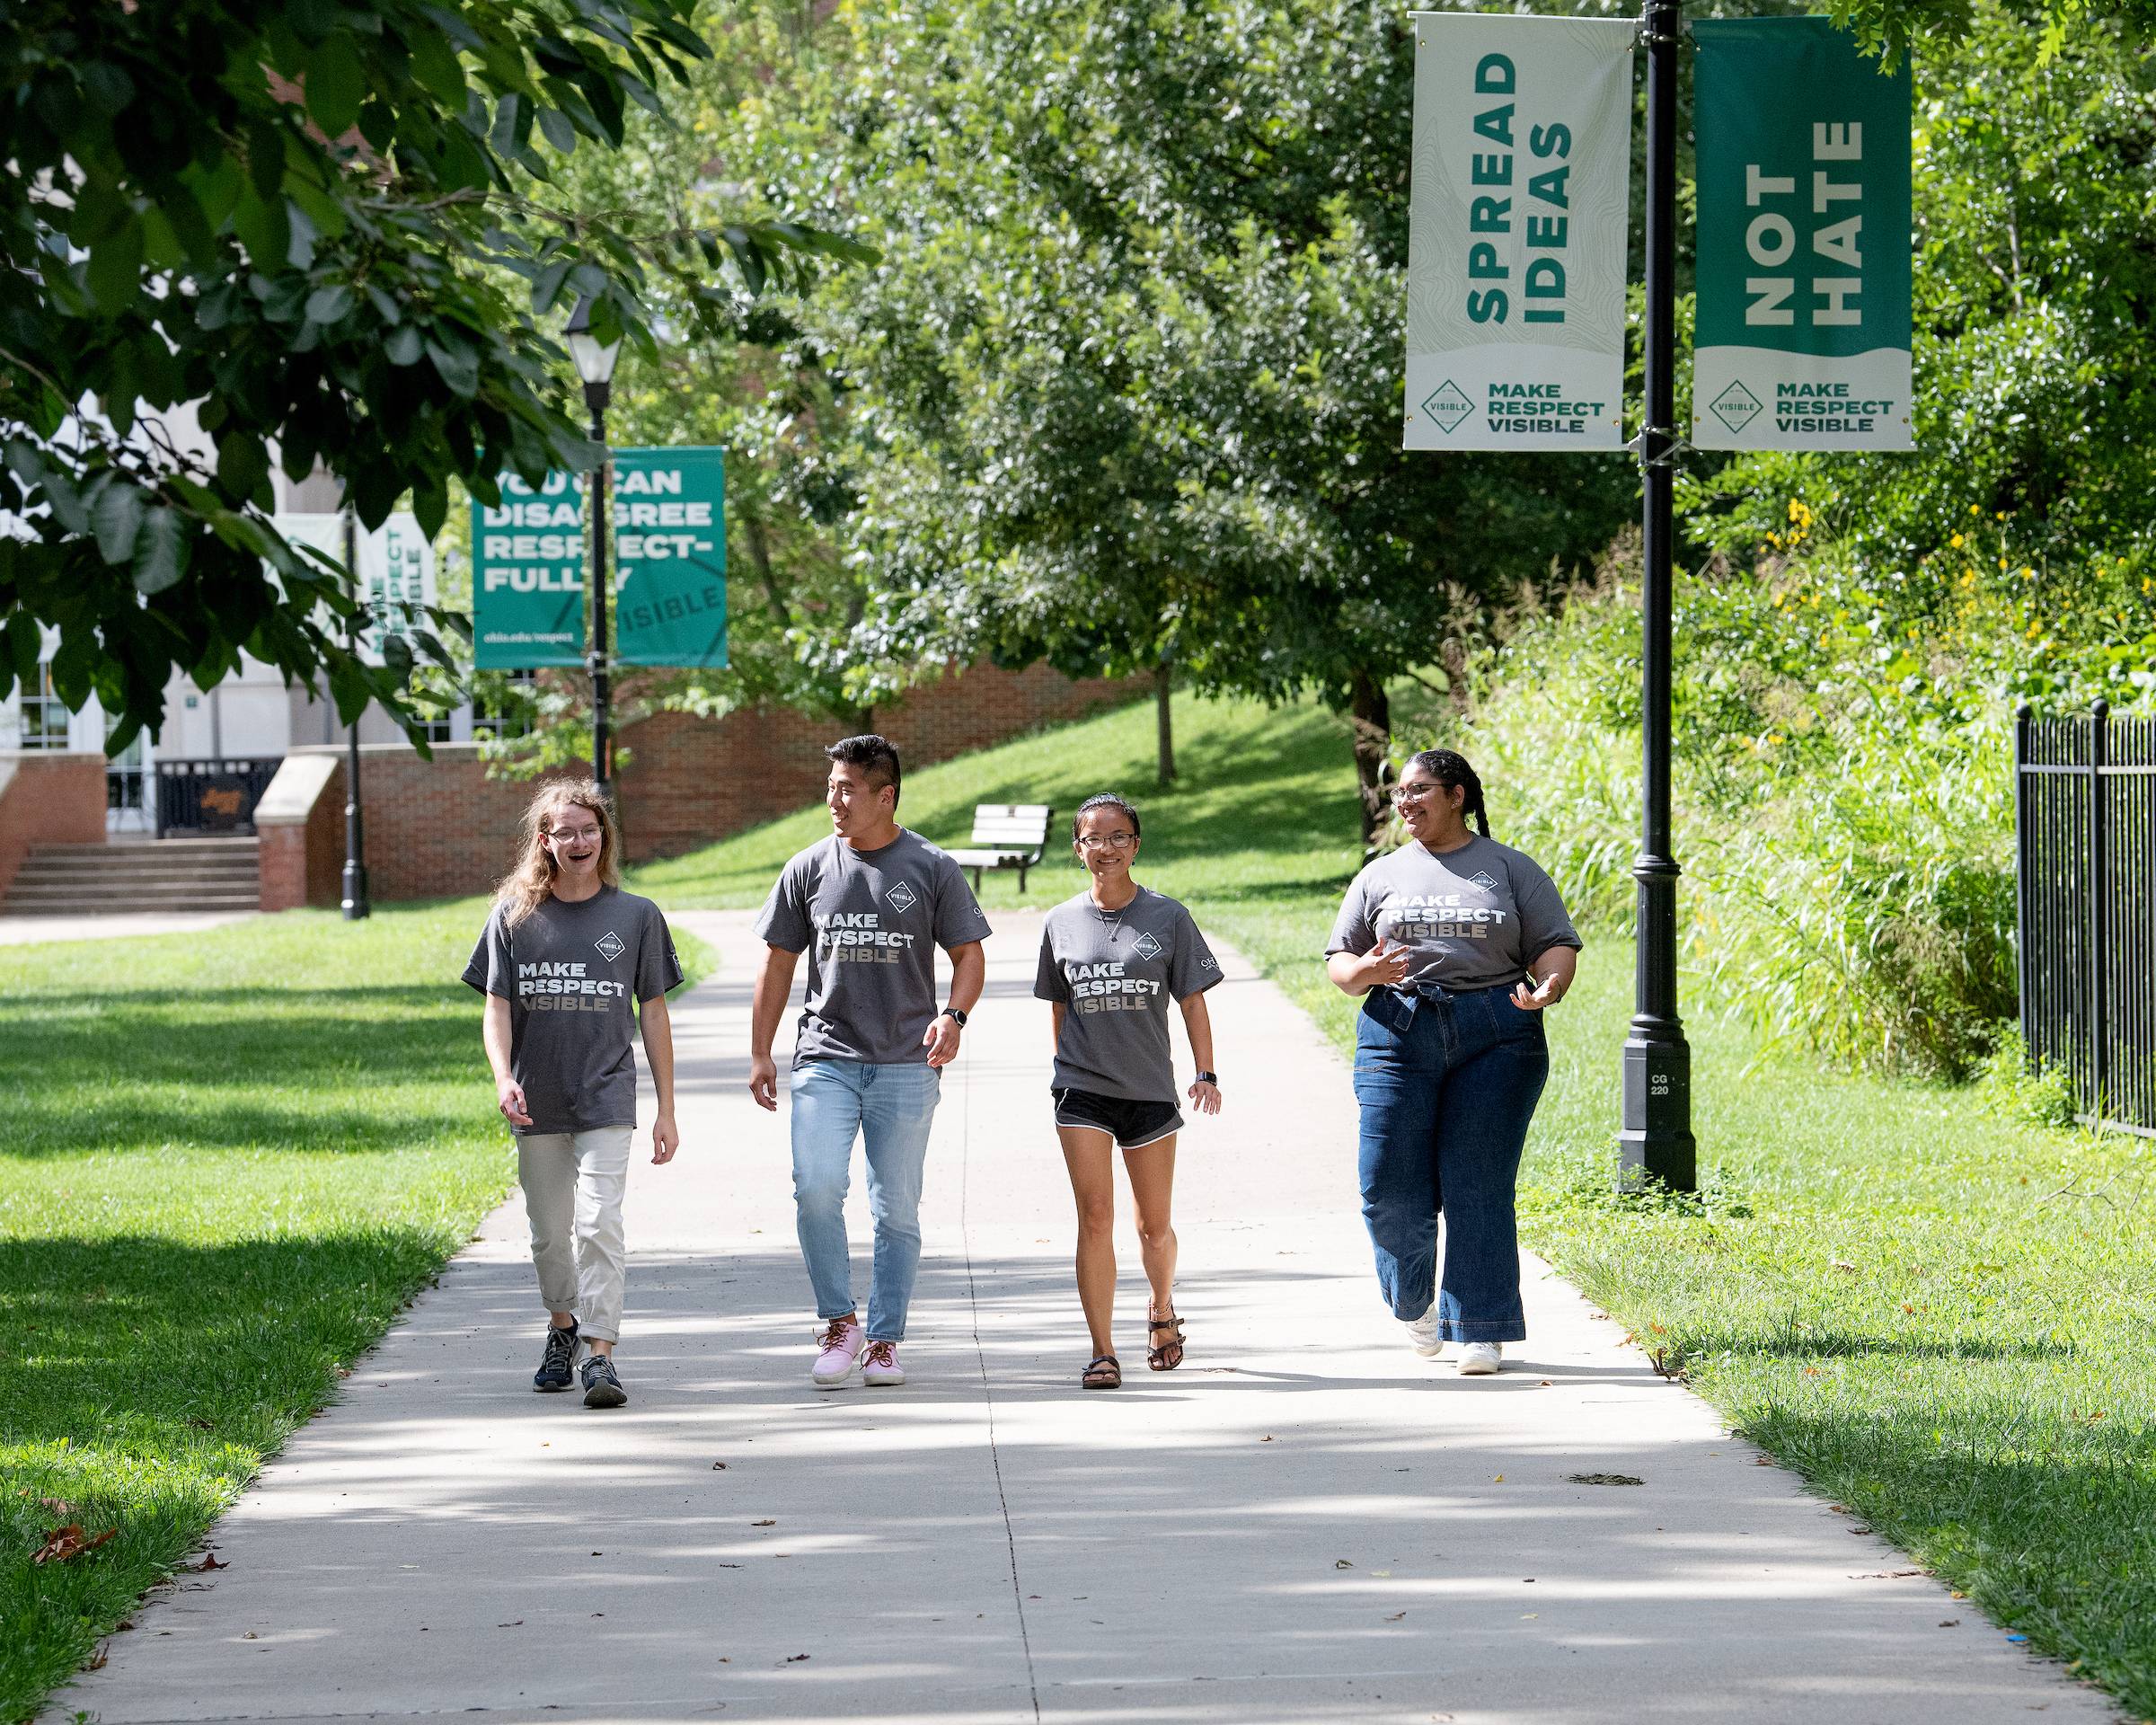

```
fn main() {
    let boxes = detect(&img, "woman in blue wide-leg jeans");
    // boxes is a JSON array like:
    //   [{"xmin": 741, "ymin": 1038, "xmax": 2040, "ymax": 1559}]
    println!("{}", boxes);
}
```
[{"xmin": 1326, "ymin": 748, "xmax": 1582, "ymax": 1376}]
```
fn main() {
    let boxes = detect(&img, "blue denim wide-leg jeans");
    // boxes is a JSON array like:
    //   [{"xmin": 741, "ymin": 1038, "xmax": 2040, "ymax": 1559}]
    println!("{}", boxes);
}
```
[
  {"xmin": 790, "ymin": 1059, "xmax": 941, "ymax": 1341},
  {"xmin": 1353, "ymin": 986, "xmax": 1550, "ymax": 1343}
]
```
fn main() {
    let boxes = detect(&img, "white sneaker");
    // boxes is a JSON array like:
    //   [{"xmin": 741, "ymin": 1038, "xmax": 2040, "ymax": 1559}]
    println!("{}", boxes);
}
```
[
  {"xmin": 810, "ymin": 1316, "xmax": 864, "ymax": 1388},
  {"xmin": 1403, "ymin": 1305, "xmax": 1446, "ymax": 1359},
  {"xmin": 1457, "ymin": 1342, "xmax": 1503, "ymax": 1376},
  {"xmin": 861, "ymin": 1340, "xmax": 906, "ymax": 1386}
]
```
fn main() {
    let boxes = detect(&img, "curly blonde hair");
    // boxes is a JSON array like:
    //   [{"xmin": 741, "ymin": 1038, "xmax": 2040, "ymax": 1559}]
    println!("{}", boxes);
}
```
[{"xmin": 496, "ymin": 779, "xmax": 622, "ymax": 927}]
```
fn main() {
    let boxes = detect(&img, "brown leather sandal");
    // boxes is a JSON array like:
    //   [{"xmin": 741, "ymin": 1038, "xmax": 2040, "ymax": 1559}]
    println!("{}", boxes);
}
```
[
  {"xmin": 1082, "ymin": 1354, "xmax": 1122, "ymax": 1390},
  {"xmin": 1146, "ymin": 1311, "xmax": 1186, "ymax": 1371}
]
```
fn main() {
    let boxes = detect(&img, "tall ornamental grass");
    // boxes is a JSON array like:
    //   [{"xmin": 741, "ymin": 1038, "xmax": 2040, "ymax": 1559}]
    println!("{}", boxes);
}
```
[{"xmin": 1411, "ymin": 525, "xmax": 2152, "ymax": 1079}]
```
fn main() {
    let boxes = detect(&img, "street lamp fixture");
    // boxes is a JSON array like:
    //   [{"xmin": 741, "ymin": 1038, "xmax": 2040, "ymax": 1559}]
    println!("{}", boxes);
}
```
[{"xmin": 565, "ymin": 294, "xmax": 619, "ymax": 804}]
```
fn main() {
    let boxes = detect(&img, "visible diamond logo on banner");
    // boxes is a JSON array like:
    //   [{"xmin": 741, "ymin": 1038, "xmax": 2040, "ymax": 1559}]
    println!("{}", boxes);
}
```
[
  {"xmin": 595, "ymin": 930, "xmax": 626, "ymax": 961},
  {"xmin": 1470, "ymin": 871, "xmax": 1498, "ymax": 892},
  {"xmin": 1421, "ymin": 380, "xmax": 1475, "ymax": 436},
  {"xmin": 1708, "ymin": 379, "xmax": 1763, "ymax": 436},
  {"xmin": 886, "ymin": 882, "xmax": 919, "ymax": 914},
  {"xmin": 1133, "ymin": 932, "xmax": 1163, "ymax": 961}
]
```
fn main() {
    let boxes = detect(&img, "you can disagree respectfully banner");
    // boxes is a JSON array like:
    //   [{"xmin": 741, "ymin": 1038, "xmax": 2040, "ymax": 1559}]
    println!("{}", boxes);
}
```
[
  {"xmin": 1692, "ymin": 18, "xmax": 1913, "ymax": 450},
  {"xmin": 472, "ymin": 447, "xmax": 728, "ymax": 671},
  {"xmin": 1403, "ymin": 13, "xmax": 1636, "ymax": 451}
]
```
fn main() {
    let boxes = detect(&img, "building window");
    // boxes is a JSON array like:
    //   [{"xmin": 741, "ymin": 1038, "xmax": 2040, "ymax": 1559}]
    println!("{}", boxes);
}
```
[
  {"xmin": 472, "ymin": 669, "xmax": 537, "ymax": 741},
  {"xmin": 20, "ymin": 662, "xmax": 70, "ymax": 749}
]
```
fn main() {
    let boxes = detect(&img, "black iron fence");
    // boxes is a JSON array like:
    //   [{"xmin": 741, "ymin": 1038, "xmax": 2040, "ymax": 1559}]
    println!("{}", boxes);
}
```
[
  {"xmin": 2016, "ymin": 702, "xmax": 2156, "ymax": 1137},
  {"xmin": 155, "ymin": 757, "xmax": 284, "ymax": 838}
]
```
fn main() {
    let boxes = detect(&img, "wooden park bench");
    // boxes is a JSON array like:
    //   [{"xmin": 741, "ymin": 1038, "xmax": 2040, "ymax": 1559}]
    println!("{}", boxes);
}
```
[{"xmin": 948, "ymin": 804, "xmax": 1055, "ymax": 895}]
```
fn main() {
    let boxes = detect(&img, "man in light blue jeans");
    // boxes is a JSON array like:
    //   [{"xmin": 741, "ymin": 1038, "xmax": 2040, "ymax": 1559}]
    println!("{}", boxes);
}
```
[{"xmin": 749, "ymin": 735, "xmax": 990, "ymax": 1388}]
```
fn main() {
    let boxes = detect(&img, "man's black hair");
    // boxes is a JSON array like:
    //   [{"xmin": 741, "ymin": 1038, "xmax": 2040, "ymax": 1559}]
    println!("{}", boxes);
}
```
[{"xmin": 825, "ymin": 733, "xmax": 902, "ymax": 807}]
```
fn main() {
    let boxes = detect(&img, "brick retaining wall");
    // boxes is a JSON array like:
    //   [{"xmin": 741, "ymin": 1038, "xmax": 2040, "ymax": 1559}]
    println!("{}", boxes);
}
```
[
  {"xmin": 261, "ymin": 662, "xmax": 1138, "ymax": 907},
  {"xmin": 0, "ymin": 753, "xmax": 107, "ymax": 900}
]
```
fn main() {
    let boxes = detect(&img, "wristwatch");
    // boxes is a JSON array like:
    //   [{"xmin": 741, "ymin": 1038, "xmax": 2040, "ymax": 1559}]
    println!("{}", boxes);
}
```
[
  {"xmin": 943, "ymin": 1006, "xmax": 969, "ymax": 1027},
  {"xmin": 1194, "ymin": 1069, "xmax": 1218, "ymax": 1085}
]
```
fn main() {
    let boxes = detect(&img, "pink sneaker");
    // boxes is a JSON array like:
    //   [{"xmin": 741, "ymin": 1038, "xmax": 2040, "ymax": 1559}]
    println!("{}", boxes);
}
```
[
  {"xmin": 811, "ymin": 1315, "xmax": 863, "ymax": 1389},
  {"xmin": 861, "ymin": 1340, "xmax": 906, "ymax": 1386}
]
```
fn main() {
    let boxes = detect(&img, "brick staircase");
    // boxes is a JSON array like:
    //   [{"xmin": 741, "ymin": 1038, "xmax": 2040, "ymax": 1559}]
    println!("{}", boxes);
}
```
[{"xmin": 0, "ymin": 838, "xmax": 261, "ymax": 916}]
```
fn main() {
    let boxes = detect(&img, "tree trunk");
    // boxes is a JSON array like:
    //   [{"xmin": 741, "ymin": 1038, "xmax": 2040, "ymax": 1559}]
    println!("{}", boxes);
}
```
[
  {"xmin": 1154, "ymin": 660, "xmax": 1177, "ymax": 786},
  {"xmin": 1349, "ymin": 669, "xmax": 1392, "ymax": 851}
]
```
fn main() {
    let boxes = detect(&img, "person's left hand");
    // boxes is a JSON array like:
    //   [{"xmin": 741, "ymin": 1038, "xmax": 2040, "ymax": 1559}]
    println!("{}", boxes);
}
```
[
  {"xmin": 1187, "ymin": 1078, "xmax": 1222, "ymax": 1116},
  {"xmin": 651, "ymin": 1110, "xmax": 680, "ymax": 1164},
  {"xmin": 923, "ymin": 1013, "xmax": 963, "ymax": 1068},
  {"xmin": 1510, "ymin": 974, "xmax": 1563, "ymax": 1012}
]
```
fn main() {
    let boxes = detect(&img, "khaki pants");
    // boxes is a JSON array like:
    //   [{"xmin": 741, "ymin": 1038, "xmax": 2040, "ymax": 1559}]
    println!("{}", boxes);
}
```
[{"xmin": 517, "ymin": 1127, "xmax": 632, "ymax": 1343}]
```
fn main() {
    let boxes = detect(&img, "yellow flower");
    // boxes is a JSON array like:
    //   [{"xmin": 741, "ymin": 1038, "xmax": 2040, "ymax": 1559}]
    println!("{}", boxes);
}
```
[
  {"xmin": 1999, "ymin": 557, "xmax": 2009, "ymax": 570},
  {"xmin": 1995, "ymin": 510, "xmax": 2006, "ymax": 520},
  {"xmin": 1969, "ymin": 504, "xmax": 1982, "ymax": 516},
  {"xmin": 2020, "ymin": 567, "xmax": 2034, "ymax": 578},
  {"xmin": 1949, "ymin": 534, "xmax": 1964, "ymax": 547}
]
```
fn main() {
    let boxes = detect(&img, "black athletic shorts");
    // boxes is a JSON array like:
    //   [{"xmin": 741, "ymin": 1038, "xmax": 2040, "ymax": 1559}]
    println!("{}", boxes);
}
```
[{"xmin": 1052, "ymin": 1086, "xmax": 1183, "ymax": 1149}]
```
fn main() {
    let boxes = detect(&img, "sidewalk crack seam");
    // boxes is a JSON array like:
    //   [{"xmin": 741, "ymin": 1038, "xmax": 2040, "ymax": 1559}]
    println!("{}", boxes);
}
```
[{"xmin": 960, "ymin": 1044, "xmax": 1042, "ymax": 1724}]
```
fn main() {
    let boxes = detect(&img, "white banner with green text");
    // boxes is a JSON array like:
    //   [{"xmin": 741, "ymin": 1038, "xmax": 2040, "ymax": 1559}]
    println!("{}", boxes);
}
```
[{"xmin": 1403, "ymin": 13, "xmax": 1635, "ymax": 451}]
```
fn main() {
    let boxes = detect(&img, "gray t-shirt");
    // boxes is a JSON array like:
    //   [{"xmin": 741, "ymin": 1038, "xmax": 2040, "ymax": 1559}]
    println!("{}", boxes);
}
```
[
  {"xmin": 1034, "ymin": 887, "xmax": 1222, "ymax": 1102},
  {"xmin": 755, "ymin": 829, "xmax": 993, "ymax": 1067},
  {"xmin": 1326, "ymin": 835, "xmax": 1581, "ymax": 993},
  {"xmin": 463, "ymin": 886, "xmax": 685, "ymax": 1135}
]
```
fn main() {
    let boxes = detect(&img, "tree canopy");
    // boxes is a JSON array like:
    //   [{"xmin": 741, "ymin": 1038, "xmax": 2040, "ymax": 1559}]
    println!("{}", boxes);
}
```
[{"xmin": 0, "ymin": 0, "xmax": 862, "ymax": 750}]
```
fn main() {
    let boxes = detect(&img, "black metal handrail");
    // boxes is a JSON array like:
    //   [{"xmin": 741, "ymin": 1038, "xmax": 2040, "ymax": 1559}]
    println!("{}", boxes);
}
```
[
  {"xmin": 2016, "ymin": 702, "xmax": 2156, "ymax": 1137},
  {"xmin": 155, "ymin": 756, "xmax": 284, "ymax": 839}
]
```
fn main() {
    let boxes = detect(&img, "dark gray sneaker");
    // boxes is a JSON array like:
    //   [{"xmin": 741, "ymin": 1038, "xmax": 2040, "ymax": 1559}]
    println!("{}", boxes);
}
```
[
  {"xmin": 581, "ymin": 1354, "xmax": 627, "ymax": 1409},
  {"xmin": 534, "ymin": 1322, "xmax": 580, "ymax": 1393}
]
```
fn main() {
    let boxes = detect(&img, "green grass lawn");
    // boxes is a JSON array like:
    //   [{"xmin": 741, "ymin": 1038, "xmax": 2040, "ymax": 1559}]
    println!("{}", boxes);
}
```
[
  {"xmin": 638, "ymin": 688, "xmax": 2156, "ymax": 1720},
  {"xmin": 0, "ymin": 902, "xmax": 710, "ymax": 1723}
]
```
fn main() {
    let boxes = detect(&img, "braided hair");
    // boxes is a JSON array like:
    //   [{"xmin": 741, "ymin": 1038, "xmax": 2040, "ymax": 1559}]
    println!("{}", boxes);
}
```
[{"xmin": 1406, "ymin": 748, "xmax": 1490, "ymax": 838}]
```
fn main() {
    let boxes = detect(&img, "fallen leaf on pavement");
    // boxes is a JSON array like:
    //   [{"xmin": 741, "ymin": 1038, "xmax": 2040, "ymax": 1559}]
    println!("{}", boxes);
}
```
[
  {"xmin": 193, "ymin": 1552, "xmax": 226, "ymax": 1571},
  {"xmin": 753, "ymin": 1519, "xmax": 776, "ymax": 1527},
  {"xmin": 711, "ymin": 1462, "xmax": 729, "ymax": 1470},
  {"xmin": 1940, "ymin": 1619, "xmax": 1960, "ymax": 1627},
  {"xmin": 1567, "ymin": 1473, "xmax": 1644, "ymax": 1487},
  {"xmin": 85, "ymin": 1644, "xmax": 109, "ymax": 1671},
  {"xmin": 1493, "ymin": 1474, "xmax": 1505, "ymax": 1482},
  {"xmin": 1384, "ymin": 1611, "xmax": 1407, "ymax": 1622},
  {"xmin": 497, "ymin": 1621, "xmax": 523, "ymax": 1629},
  {"xmin": 1334, "ymin": 1559, "xmax": 1353, "ymax": 1570},
  {"xmin": 786, "ymin": 1653, "xmax": 809, "ymax": 1663}
]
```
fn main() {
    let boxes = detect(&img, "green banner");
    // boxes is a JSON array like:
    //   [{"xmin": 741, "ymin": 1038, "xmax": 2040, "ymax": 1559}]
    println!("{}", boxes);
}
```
[
  {"xmin": 472, "ymin": 447, "xmax": 728, "ymax": 669},
  {"xmin": 612, "ymin": 447, "xmax": 728, "ymax": 668},
  {"xmin": 1692, "ymin": 17, "xmax": 1912, "ymax": 451}
]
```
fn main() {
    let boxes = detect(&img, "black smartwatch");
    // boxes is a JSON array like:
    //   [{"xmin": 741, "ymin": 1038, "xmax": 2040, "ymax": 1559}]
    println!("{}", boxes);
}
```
[
  {"xmin": 943, "ymin": 1006, "xmax": 969, "ymax": 1027},
  {"xmin": 1194, "ymin": 1069, "xmax": 1218, "ymax": 1085}
]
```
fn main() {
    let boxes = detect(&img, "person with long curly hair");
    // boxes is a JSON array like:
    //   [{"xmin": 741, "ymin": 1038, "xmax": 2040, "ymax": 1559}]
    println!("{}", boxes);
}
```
[{"xmin": 464, "ymin": 780, "xmax": 685, "ymax": 1409}]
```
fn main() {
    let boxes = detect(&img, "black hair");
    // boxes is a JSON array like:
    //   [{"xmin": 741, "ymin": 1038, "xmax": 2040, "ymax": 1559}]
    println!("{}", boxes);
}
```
[
  {"xmin": 1072, "ymin": 792, "xmax": 1142, "ymax": 843},
  {"xmin": 1405, "ymin": 748, "xmax": 1490, "ymax": 837},
  {"xmin": 825, "ymin": 733, "xmax": 902, "ymax": 807}
]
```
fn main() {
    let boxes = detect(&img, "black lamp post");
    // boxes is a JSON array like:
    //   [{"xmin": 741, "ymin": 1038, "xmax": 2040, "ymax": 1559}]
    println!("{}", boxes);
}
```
[
  {"xmin": 340, "ymin": 505, "xmax": 371, "ymax": 921},
  {"xmin": 565, "ymin": 294, "xmax": 622, "ymax": 803},
  {"xmin": 1618, "ymin": 0, "xmax": 1696, "ymax": 1191}
]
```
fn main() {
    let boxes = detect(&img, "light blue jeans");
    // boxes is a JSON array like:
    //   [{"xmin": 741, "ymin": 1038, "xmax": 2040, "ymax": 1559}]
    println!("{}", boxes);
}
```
[{"xmin": 791, "ymin": 1059, "xmax": 941, "ymax": 1341}]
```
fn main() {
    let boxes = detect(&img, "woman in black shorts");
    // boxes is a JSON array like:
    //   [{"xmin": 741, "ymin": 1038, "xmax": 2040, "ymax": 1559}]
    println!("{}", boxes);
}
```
[{"xmin": 1034, "ymin": 793, "xmax": 1223, "ymax": 1388}]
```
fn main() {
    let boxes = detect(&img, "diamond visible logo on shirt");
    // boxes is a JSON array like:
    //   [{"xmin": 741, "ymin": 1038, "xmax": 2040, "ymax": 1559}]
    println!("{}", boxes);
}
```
[
  {"xmin": 886, "ymin": 881, "xmax": 919, "ymax": 914},
  {"xmin": 594, "ymin": 930, "xmax": 625, "ymax": 962},
  {"xmin": 1469, "ymin": 871, "xmax": 1499, "ymax": 893},
  {"xmin": 1133, "ymin": 932, "xmax": 1163, "ymax": 961}
]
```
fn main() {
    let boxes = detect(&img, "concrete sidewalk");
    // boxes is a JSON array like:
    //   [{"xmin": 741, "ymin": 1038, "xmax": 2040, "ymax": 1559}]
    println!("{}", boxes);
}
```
[{"xmin": 49, "ymin": 911, "xmax": 2115, "ymax": 1724}]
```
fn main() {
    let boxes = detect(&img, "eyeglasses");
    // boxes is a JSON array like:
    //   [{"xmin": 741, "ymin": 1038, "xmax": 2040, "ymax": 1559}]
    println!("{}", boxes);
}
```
[
  {"xmin": 1076, "ymin": 833, "xmax": 1136, "ymax": 851},
  {"xmin": 548, "ymin": 826, "xmax": 603, "ymax": 845},
  {"xmin": 1392, "ymin": 783, "xmax": 1445, "ymax": 804}
]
